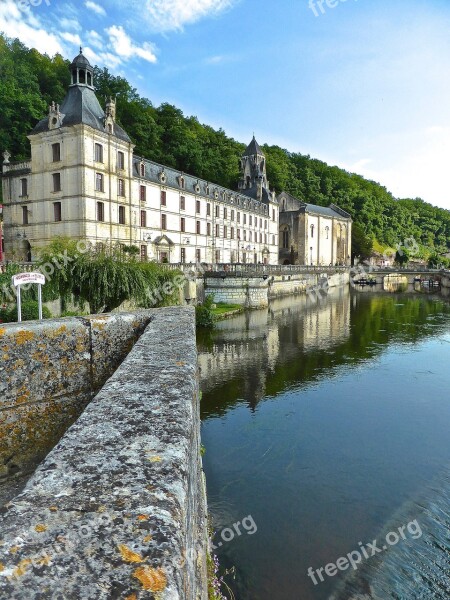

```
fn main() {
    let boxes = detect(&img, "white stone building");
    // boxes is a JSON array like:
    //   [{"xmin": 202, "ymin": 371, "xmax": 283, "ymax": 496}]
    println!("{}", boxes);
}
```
[{"xmin": 1, "ymin": 51, "xmax": 279, "ymax": 265}]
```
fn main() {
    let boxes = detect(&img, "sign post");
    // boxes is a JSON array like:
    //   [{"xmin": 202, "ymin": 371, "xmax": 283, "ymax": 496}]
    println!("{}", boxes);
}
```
[{"xmin": 11, "ymin": 272, "xmax": 46, "ymax": 323}]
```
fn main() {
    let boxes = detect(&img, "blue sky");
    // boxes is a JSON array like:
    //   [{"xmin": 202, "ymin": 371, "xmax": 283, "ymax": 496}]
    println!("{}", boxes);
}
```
[{"xmin": 2, "ymin": 0, "xmax": 450, "ymax": 210}]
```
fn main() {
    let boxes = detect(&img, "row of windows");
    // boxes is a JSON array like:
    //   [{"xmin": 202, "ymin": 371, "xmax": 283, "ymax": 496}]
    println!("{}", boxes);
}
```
[
  {"xmin": 21, "ymin": 203, "xmax": 61, "ymax": 225},
  {"xmin": 160, "ymin": 191, "xmax": 272, "ymax": 224},
  {"xmin": 94, "ymin": 144, "xmax": 126, "ymax": 170}
]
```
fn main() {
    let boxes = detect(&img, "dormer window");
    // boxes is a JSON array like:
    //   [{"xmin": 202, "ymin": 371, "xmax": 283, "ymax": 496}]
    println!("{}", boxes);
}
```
[
  {"xmin": 140, "ymin": 163, "xmax": 145, "ymax": 177},
  {"xmin": 179, "ymin": 176, "xmax": 185, "ymax": 189}
]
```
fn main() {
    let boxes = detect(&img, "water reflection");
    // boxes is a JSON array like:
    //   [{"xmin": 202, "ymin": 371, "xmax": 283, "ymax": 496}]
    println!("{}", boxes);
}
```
[{"xmin": 199, "ymin": 290, "xmax": 450, "ymax": 600}]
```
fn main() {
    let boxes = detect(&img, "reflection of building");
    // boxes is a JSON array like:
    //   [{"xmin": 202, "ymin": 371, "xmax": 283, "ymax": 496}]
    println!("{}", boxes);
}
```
[
  {"xmin": 198, "ymin": 289, "xmax": 350, "ymax": 406},
  {"xmin": 278, "ymin": 192, "xmax": 352, "ymax": 266},
  {"xmin": 1, "ymin": 51, "xmax": 279, "ymax": 264}
]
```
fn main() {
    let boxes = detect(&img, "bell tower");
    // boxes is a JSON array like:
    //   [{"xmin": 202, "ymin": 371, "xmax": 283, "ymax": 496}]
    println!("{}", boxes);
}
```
[{"xmin": 238, "ymin": 136, "xmax": 269, "ymax": 200}]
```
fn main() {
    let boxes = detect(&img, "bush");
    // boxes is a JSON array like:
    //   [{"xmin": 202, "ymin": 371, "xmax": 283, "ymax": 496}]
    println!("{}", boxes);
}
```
[
  {"xmin": 196, "ymin": 295, "xmax": 216, "ymax": 329},
  {"xmin": 6, "ymin": 301, "xmax": 51, "ymax": 322}
]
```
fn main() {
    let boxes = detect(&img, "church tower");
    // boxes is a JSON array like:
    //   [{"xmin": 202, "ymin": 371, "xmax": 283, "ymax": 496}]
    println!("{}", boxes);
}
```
[{"xmin": 238, "ymin": 136, "xmax": 269, "ymax": 201}]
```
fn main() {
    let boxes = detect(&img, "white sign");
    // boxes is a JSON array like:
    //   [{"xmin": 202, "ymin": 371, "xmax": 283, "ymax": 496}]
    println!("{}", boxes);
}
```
[
  {"xmin": 12, "ymin": 272, "xmax": 46, "ymax": 287},
  {"xmin": 11, "ymin": 272, "xmax": 46, "ymax": 323}
]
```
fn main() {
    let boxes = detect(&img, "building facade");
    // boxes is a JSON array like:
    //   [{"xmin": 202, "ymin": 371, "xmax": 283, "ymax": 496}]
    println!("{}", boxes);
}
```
[
  {"xmin": 278, "ymin": 191, "xmax": 352, "ymax": 266},
  {"xmin": 1, "ymin": 51, "xmax": 279, "ymax": 265}
]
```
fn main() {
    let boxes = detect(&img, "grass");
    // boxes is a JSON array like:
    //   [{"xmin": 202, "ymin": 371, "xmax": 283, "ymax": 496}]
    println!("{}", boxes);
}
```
[{"xmin": 211, "ymin": 303, "xmax": 243, "ymax": 316}]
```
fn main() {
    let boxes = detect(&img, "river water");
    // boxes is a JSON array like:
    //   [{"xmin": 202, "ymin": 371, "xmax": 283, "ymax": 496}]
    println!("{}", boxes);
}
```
[{"xmin": 198, "ymin": 287, "xmax": 450, "ymax": 600}]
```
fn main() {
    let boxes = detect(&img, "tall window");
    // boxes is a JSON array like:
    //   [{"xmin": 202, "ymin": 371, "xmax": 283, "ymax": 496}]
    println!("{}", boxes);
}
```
[
  {"xmin": 249, "ymin": 231, "xmax": 252, "ymax": 242},
  {"xmin": 224, "ymin": 207, "xmax": 227, "ymax": 219},
  {"xmin": 52, "ymin": 143, "xmax": 61, "ymax": 162},
  {"xmin": 243, "ymin": 230, "xmax": 247, "ymax": 241},
  {"xmin": 196, "ymin": 200, "xmax": 201, "ymax": 214},
  {"xmin": 119, "ymin": 205, "xmax": 126, "ymax": 225},
  {"xmin": 118, "ymin": 179, "xmax": 125, "ymax": 197},
  {"xmin": 325, "ymin": 226, "xmax": 330, "ymax": 239},
  {"xmin": 161, "ymin": 213, "xmax": 167, "ymax": 230},
  {"xmin": 139, "ymin": 162, "xmax": 145, "ymax": 176},
  {"xmin": 260, "ymin": 232, "xmax": 263, "ymax": 243},
  {"xmin": 207, "ymin": 222, "xmax": 211, "ymax": 236},
  {"xmin": 243, "ymin": 214, "xmax": 247, "ymax": 225},
  {"xmin": 196, "ymin": 248, "xmax": 201, "ymax": 262},
  {"xmin": 94, "ymin": 143, "xmax": 103, "ymax": 163},
  {"xmin": 273, "ymin": 209, "xmax": 276, "ymax": 221},
  {"xmin": 180, "ymin": 247, "xmax": 186, "ymax": 263},
  {"xmin": 224, "ymin": 225, "xmax": 227, "ymax": 238},
  {"xmin": 179, "ymin": 177, "xmax": 185, "ymax": 189},
  {"xmin": 20, "ymin": 178, "xmax": 28, "ymax": 197},
  {"xmin": 265, "ymin": 220, "xmax": 268, "ymax": 229},
  {"xmin": 95, "ymin": 173, "xmax": 104, "ymax": 192},
  {"xmin": 231, "ymin": 227, "xmax": 234, "ymax": 239},
  {"xmin": 140, "ymin": 210, "xmax": 147, "ymax": 228},
  {"xmin": 196, "ymin": 220, "xmax": 201, "ymax": 234},
  {"xmin": 161, "ymin": 190, "xmax": 166, "ymax": 205},
  {"xmin": 310, "ymin": 224, "xmax": 314, "ymax": 238},
  {"xmin": 140, "ymin": 245, "xmax": 147, "ymax": 261},
  {"xmin": 97, "ymin": 202, "xmax": 104, "ymax": 222},
  {"xmin": 180, "ymin": 196, "xmax": 185, "ymax": 210},
  {"xmin": 140, "ymin": 185, "xmax": 146, "ymax": 203},
  {"xmin": 54, "ymin": 202, "xmax": 62, "ymax": 222},
  {"xmin": 215, "ymin": 205, "xmax": 220, "ymax": 218},
  {"xmin": 52, "ymin": 173, "xmax": 61, "ymax": 192},
  {"xmin": 237, "ymin": 212, "xmax": 240, "ymax": 223},
  {"xmin": 22, "ymin": 206, "xmax": 28, "ymax": 225},
  {"xmin": 215, "ymin": 224, "xmax": 220, "ymax": 237},
  {"xmin": 231, "ymin": 210, "xmax": 234, "ymax": 220},
  {"xmin": 207, "ymin": 203, "xmax": 211, "ymax": 216},
  {"xmin": 215, "ymin": 249, "xmax": 220, "ymax": 263},
  {"xmin": 181, "ymin": 217, "xmax": 186, "ymax": 232},
  {"xmin": 237, "ymin": 229, "xmax": 241, "ymax": 240},
  {"xmin": 249, "ymin": 215, "xmax": 252, "ymax": 226},
  {"xmin": 117, "ymin": 151, "xmax": 125, "ymax": 170}
]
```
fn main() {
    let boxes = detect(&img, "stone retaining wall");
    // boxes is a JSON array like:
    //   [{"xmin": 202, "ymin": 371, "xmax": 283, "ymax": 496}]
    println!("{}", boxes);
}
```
[
  {"xmin": 0, "ymin": 306, "xmax": 208, "ymax": 599},
  {"xmin": 0, "ymin": 312, "xmax": 153, "ymax": 480}
]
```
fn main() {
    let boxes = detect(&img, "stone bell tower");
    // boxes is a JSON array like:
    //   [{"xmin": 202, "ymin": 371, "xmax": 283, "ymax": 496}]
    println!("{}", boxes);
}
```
[{"xmin": 238, "ymin": 136, "xmax": 269, "ymax": 201}]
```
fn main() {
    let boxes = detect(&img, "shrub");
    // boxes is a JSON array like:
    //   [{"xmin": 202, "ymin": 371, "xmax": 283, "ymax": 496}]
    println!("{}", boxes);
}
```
[
  {"xmin": 196, "ymin": 295, "xmax": 216, "ymax": 329},
  {"xmin": 7, "ymin": 301, "xmax": 51, "ymax": 322}
]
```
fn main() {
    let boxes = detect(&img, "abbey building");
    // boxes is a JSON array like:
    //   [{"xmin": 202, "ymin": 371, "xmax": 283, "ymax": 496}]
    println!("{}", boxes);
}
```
[{"xmin": 1, "ymin": 51, "xmax": 351, "ymax": 266}]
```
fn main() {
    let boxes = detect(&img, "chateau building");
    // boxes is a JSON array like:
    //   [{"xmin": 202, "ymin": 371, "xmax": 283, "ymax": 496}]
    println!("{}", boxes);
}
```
[
  {"xmin": 1, "ymin": 50, "xmax": 351, "ymax": 266},
  {"xmin": 1, "ymin": 51, "xmax": 279, "ymax": 265},
  {"xmin": 278, "ymin": 192, "xmax": 352, "ymax": 266}
]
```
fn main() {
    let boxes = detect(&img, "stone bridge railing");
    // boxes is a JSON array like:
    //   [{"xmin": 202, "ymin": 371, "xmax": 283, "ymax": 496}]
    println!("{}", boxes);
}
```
[{"xmin": 0, "ymin": 307, "xmax": 208, "ymax": 599}]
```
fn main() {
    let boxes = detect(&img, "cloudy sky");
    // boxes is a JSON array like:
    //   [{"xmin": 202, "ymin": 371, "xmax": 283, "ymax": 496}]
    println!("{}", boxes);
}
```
[{"xmin": 2, "ymin": 0, "xmax": 450, "ymax": 209}]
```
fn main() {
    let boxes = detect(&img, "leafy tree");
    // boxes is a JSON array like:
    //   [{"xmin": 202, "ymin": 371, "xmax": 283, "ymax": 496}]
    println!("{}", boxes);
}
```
[{"xmin": 351, "ymin": 222, "xmax": 373, "ymax": 262}]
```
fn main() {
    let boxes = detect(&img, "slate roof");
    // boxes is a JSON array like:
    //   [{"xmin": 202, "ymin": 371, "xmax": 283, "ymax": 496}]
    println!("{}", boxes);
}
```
[
  {"xmin": 133, "ymin": 156, "xmax": 273, "ymax": 215},
  {"xmin": 243, "ymin": 136, "xmax": 264, "ymax": 157},
  {"xmin": 30, "ymin": 87, "xmax": 131, "ymax": 142},
  {"xmin": 304, "ymin": 203, "xmax": 347, "ymax": 218}
]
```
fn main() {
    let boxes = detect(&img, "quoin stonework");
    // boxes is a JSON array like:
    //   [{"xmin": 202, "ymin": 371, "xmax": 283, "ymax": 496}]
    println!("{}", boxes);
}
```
[{"xmin": 1, "ymin": 50, "xmax": 351, "ymax": 266}]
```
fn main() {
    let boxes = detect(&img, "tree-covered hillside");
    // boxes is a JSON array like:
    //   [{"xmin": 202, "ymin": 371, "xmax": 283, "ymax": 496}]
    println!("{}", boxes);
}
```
[{"xmin": 1, "ymin": 35, "xmax": 449, "ymax": 257}]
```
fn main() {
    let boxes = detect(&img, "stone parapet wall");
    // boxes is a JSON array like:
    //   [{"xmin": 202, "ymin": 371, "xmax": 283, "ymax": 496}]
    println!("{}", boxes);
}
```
[
  {"xmin": 0, "ymin": 306, "xmax": 208, "ymax": 599},
  {"xmin": 0, "ymin": 312, "xmax": 153, "ymax": 479}
]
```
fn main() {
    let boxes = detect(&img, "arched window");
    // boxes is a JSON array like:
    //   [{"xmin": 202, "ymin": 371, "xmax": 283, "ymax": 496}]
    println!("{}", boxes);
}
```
[
  {"xmin": 310, "ymin": 224, "xmax": 314, "ymax": 238},
  {"xmin": 79, "ymin": 69, "xmax": 86, "ymax": 84},
  {"xmin": 325, "ymin": 226, "xmax": 330, "ymax": 239},
  {"xmin": 87, "ymin": 72, "xmax": 92, "ymax": 86},
  {"xmin": 282, "ymin": 229, "xmax": 289, "ymax": 249}
]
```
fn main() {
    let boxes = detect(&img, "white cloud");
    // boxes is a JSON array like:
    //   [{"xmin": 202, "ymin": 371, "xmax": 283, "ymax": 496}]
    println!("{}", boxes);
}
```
[
  {"xmin": 143, "ymin": 0, "xmax": 236, "ymax": 32},
  {"xmin": 60, "ymin": 32, "xmax": 82, "ymax": 47},
  {"xmin": 59, "ymin": 17, "xmax": 81, "ymax": 31},
  {"xmin": 86, "ymin": 29, "xmax": 104, "ymax": 49},
  {"xmin": 106, "ymin": 25, "xmax": 157, "ymax": 63},
  {"xmin": 0, "ymin": 0, "xmax": 64, "ymax": 56},
  {"xmin": 85, "ymin": 1, "xmax": 106, "ymax": 17}
]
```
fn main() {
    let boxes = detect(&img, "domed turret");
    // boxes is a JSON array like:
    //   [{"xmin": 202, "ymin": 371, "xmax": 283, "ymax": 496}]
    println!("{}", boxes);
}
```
[{"xmin": 70, "ymin": 47, "xmax": 94, "ymax": 89}]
